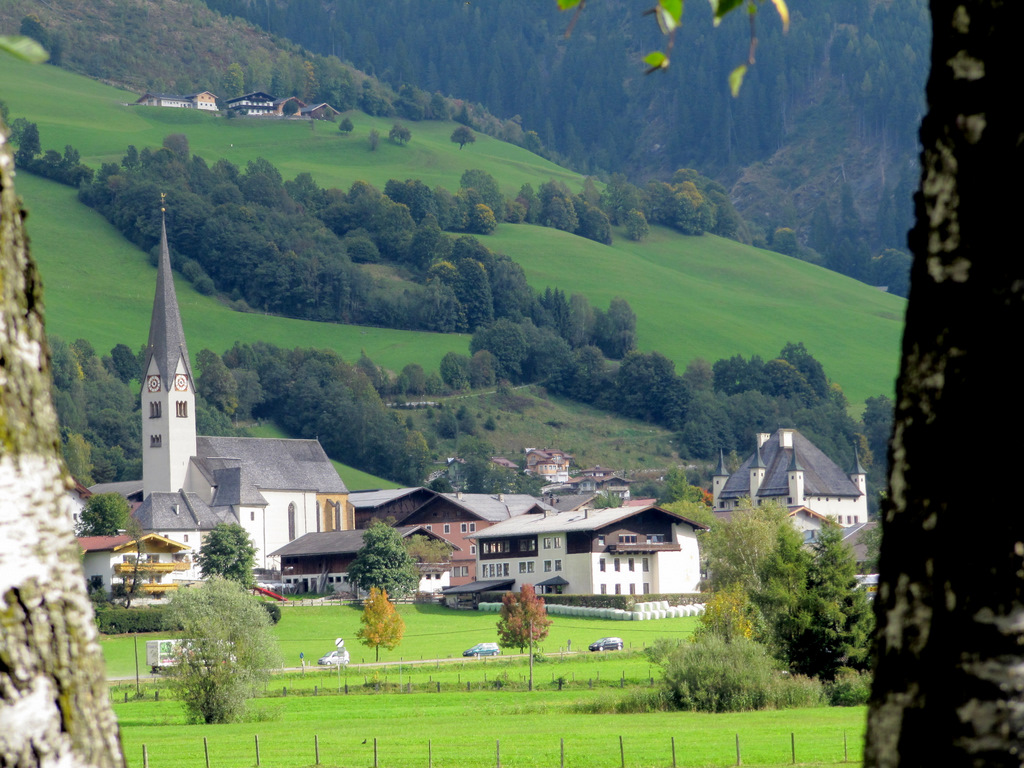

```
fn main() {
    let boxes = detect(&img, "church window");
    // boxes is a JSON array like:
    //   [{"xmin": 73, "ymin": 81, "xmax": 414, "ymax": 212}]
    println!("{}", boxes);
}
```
[
  {"xmin": 150, "ymin": 435, "xmax": 162, "ymax": 447},
  {"xmin": 334, "ymin": 503, "xmax": 341, "ymax": 531},
  {"xmin": 149, "ymin": 401, "xmax": 161, "ymax": 418},
  {"xmin": 176, "ymin": 401, "xmax": 188, "ymax": 418},
  {"xmin": 288, "ymin": 503, "xmax": 296, "ymax": 541},
  {"xmin": 250, "ymin": 510, "xmax": 255, "ymax": 521}
]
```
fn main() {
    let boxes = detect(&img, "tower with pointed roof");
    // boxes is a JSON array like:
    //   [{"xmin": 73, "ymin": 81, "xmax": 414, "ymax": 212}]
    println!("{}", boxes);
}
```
[{"xmin": 142, "ymin": 210, "xmax": 197, "ymax": 497}]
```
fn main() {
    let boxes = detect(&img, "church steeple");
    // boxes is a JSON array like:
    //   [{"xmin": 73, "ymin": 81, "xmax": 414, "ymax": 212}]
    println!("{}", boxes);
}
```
[{"xmin": 142, "ymin": 204, "xmax": 197, "ymax": 497}]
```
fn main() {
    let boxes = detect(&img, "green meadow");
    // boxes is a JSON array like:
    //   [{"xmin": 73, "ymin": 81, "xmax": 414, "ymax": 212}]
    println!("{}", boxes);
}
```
[
  {"xmin": 103, "ymin": 605, "xmax": 865, "ymax": 767},
  {"xmin": 5, "ymin": 57, "xmax": 905, "ymax": 406}
]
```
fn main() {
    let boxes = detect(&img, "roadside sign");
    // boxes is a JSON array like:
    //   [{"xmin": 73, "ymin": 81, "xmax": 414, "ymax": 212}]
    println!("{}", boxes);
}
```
[
  {"xmin": 299, "ymin": 652, "xmax": 304, "ymax": 659},
  {"xmin": 335, "ymin": 637, "xmax": 345, "ymax": 648}
]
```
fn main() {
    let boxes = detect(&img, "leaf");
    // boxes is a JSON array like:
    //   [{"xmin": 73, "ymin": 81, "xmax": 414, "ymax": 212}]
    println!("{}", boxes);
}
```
[
  {"xmin": 643, "ymin": 50, "xmax": 670, "ymax": 73},
  {"xmin": 0, "ymin": 35, "xmax": 49, "ymax": 63},
  {"xmin": 769, "ymin": 0, "xmax": 790, "ymax": 32},
  {"xmin": 729, "ymin": 64, "xmax": 747, "ymax": 97},
  {"xmin": 556, "ymin": 0, "xmax": 581, "ymax": 8},
  {"xmin": 654, "ymin": 0, "xmax": 683, "ymax": 34},
  {"xmin": 709, "ymin": 0, "xmax": 743, "ymax": 26}
]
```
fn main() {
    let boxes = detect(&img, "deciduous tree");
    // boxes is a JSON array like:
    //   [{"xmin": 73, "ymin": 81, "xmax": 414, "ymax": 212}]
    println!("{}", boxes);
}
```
[
  {"xmin": 357, "ymin": 587, "xmax": 405, "ymax": 662},
  {"xmin": 77, "ymin": 492, "xmax": 131, "ymax": 536},
  {"xmin": 496, "ymin": 584, "xmax": 551, "ymax": 653},
  {"xmin": 346, "ymin": 520, "xmax": 419, "ymax": 598},
  {"xmin": 195, "ymin": 523, "xmax": 257, "ymax": 587},
  {"xmin": 450, "ymin": 125, "xmax": 475, "ymax": 149},
  {"xmin": 166, "ymin": 577, "xmax": 281, "ymax": 723}
]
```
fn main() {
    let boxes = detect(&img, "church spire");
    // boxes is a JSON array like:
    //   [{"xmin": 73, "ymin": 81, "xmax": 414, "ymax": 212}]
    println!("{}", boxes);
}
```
[{"xmin": 143, "ymin": 204, "xmax": 193, "ymax": 387}]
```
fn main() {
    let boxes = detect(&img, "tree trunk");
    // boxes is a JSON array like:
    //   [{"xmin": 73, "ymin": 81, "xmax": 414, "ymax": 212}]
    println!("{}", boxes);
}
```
[
  {"xmin": 0, "ymin": 123, "xmax": 125, "ymax": 766},
  {"xmin": 865, "ymin": 2, "xmax": 1024, "ymax": 765}
]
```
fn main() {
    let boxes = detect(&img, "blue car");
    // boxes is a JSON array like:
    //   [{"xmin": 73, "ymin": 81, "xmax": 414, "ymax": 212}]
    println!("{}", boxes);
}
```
[{"xmin": 463, "ymin": 643, "xmax": 500, "ymax": 657}]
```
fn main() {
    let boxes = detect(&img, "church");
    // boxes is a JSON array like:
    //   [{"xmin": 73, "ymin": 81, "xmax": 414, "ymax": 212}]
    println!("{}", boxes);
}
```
[{"xmin": 131, "ymin": 215, "xmax": 350, "ymax": 575}]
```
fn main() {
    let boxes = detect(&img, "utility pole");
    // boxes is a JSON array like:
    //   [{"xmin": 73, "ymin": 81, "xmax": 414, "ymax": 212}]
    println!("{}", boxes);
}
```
[{"xmin": 529, "ymin": 619, "xmax": 534, "ymax": 691}]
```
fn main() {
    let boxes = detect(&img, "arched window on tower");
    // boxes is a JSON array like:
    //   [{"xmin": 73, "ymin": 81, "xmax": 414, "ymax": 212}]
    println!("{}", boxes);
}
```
[{"xmin": 288, "ymin": 502, "xmax": 296, "ymax": 541}]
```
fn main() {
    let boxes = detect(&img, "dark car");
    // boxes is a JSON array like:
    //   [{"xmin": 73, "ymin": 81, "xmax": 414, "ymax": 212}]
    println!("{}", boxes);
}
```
[
  {"xmin": 589, "ymin": 637, "xmax": 624, "ymax": 652},
  {"xmin": 463, "ymin": 642, "xmax": 500, "ymax": 657}
]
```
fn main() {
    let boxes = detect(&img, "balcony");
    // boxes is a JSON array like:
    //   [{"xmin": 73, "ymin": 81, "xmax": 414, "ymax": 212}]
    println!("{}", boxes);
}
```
[{"xmin": 114, "ymin": 560, "xmax": 191, "ymax": 574}]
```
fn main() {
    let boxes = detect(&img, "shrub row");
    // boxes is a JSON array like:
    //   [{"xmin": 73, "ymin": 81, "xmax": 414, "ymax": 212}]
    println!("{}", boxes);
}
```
[{"xmin": 94, "ymin": 606, "xmax": 173, "ymax": 634}]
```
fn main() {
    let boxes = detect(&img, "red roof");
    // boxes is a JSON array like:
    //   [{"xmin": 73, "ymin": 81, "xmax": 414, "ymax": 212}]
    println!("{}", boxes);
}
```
[{"xmin": 77, "ymin": 535, "xmax": 132, "ymax": 552}]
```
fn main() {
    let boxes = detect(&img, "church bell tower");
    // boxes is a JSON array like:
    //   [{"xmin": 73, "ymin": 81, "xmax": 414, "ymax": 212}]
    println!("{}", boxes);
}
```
[{"xmin": 142, "ymin": 204, "xmax": 197, "ymax": 497}]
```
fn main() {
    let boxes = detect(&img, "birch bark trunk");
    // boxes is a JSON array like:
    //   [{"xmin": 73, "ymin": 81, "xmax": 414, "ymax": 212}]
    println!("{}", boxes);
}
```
[{"xmin": 0, "ymin": 121, "xmax": 124, "ymax": 767}]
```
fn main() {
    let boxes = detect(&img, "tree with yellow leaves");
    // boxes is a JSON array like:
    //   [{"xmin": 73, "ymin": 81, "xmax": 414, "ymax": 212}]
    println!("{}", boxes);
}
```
[{"xmin": 356, "ymin": 587, "xmax": 405, "ymax": 662}]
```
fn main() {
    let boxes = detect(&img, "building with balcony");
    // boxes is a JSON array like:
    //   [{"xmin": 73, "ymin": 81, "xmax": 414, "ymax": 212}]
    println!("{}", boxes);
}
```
[{"xmin": 79, "ymin": 533, "xmax": 193, "ymax": 595}]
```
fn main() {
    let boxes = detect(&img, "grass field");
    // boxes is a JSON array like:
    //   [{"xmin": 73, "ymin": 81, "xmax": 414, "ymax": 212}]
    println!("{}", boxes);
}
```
[{"xmin": 6, "ymin": 59, "xmax": 905, "ymax": 409}]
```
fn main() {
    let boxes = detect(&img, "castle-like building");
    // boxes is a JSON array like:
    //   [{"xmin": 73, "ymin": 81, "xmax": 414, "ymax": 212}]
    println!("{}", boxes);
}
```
[
  {"xmin": 132, "ymin": 216, "xmax": 350, "ymax": 573},
  {"xmin": 711, "ymin": 428, "xmax": 867, "ymax": 526}
]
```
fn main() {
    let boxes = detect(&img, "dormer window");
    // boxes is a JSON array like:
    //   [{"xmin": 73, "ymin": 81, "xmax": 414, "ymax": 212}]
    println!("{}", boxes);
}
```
[{"xmin": 149, "ymin": 401, "xmax": 161, "ymax": 418}]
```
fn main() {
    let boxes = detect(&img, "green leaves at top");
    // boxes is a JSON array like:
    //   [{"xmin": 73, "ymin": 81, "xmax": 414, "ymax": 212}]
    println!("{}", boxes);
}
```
[
  {"xmin": 0, "ymin": 35, "xmax": 48, "ymax": 63},
  {"xmin": 652, "ymin": 0, "xmax": 683, "ymax": 34}
]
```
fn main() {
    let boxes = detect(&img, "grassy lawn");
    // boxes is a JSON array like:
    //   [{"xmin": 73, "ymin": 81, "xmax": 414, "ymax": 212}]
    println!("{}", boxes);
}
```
[
  {"xmin": 111, "ymin": 690, "xmax": 866, "ymax": 768},
  {"xmin": 7, "ymin": 59, "xmax": 905, "ymax": 409}
]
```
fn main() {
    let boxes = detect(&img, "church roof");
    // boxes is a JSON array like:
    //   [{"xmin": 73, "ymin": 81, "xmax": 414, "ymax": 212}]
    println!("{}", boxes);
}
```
[
  {"xmin": 143, "ymin": 215, "xmax": 193, "ymax": 389},
  {"xmin": 133, "ymin": 490, "xmax": 235, "ymax": 531},
  {"xmin": 719, "ymin": 429, "xmax": 862, "ymax": 501},
  {"xmin": 193, "ymin": 436, "xmax": 348, "ymax": 499}
]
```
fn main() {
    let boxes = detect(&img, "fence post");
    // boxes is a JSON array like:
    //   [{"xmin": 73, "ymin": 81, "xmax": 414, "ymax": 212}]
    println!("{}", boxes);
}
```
[
  {"xmin": 496, "ymin": 739, "xmax": 500, "ymax": 768},
  {"xmin": 735, "ymin": 734, "xmax": 741, "ymax": 766},
  {"xmin": 315, "ymin": 734, "xmax": 320, "ymax": 765},
  {"xmin": 671, "ymin": 737, "xmax": 676, "ymax": 768},
  {"xmin": 204, "ymin": 737, "xmax": 210, "ymax": 768},
  {"xmin": 143, "ymin": 744, "xmax": 148, "ymax": 768},
  {"xmin": 429, "ymin": 739, "xmax": 432, "ymax": 768},
  {"xmin": 155, "ymin": 690, "xmax": 159, "ymax": 702},
  {"xmin": 255, "ymin": 734, "xmax": 260, "ymax": 766},
  {"xmin": 561, "ymin": 738, "xmax": 565, "ymax": 768},
  {"xmin": 374, "ymin": 738, "xmax": 378, "ymax": 768},
  {"xmin": 844, "ymin": 730, "xmax": 848, "ymax": 763},
  {"xmin": 619, "ymin": 735, "xmax": 625, "ymax": 768},
  {"xmin": 791, "ymin": 733, "xmax": 796, "ymax": 764}
]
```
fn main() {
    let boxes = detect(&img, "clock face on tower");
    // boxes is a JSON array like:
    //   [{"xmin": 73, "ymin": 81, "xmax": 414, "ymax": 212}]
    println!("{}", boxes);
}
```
[
  {"xmin": 174, "ymin": 374, "xmax": 189, "ymax": 392},
  {"xmin": 146, "ymin": 375, "xmax": 161, "ymax": 393}
]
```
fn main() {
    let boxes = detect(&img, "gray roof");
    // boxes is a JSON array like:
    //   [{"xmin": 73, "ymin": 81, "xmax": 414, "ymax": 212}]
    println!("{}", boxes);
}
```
[
  {"xmin": 719, "ymin": 429, "xmax": 862, "ymax": 501},
  {"xmin": 441, "ymin": 579, "xmax": 515, "ymax": 595},
  {"xmin": 544, "ymin": 494, "xmax": 598, "ymax": 511},
  {"xmin": 89, "ymin": 480, "xmax": 144, "ymax": 498},
  {"xmin": 473, "ymin": 505, "xmax": 705, "ymax": 539},
  {"xmin": 143, "ymin": 216, "xmax": 194, "ymax": 390},
  {"xmin": 133, "ymin": 490, "xmax": 235, "ymax": 531},
  {"xmin": 269, "ymin": 525, "xmax": 446, "ymax": 558},
  {"xmin": 193, "ymin": 437, "xmax": 348, "ymax": 502},
  {"xmin": 439, "ymin": 493, "xmax": 555, "ymax": 522},
  {"xmin": 348, "ymin": 488, "xmax": 427, "ymax": 509}
]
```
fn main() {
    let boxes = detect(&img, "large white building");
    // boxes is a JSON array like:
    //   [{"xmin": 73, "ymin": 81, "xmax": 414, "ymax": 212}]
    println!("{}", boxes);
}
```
[
  {"xmin": 132, "ymin": 217, "xmax": 349, "ymax": 576},
  {"xmin": 712, "ymin": 428, "xmax": 868, "ymax": 526},
  {"xmin": 467, "ymin": 505, "xmax": 705, "ymax": 596}
]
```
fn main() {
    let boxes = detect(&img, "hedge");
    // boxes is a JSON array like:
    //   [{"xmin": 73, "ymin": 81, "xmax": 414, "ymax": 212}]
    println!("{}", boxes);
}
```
[{"xmin": 94, "ymin": 606, "xmax": 175, "ymax": 634}]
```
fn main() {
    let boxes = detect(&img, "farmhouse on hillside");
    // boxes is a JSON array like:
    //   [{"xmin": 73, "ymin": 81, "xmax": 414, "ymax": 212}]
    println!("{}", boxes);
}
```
[
  {"xmin": 524, "ymin": 448, "xmax": 572, "ymax": 484},
  {"xmin": 134, "ymin": 91, "xmax": 217, "ymax": 111},
  {"xmin": 712, "ymin": 428, "xmax": 867, "ymax": 526}
]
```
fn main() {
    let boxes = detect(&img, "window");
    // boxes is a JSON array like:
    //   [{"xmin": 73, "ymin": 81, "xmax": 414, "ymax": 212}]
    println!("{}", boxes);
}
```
[
  {"xmin": 598, "ymin": 535, "xmax": 605, "ymax": 546},
  {"xmin": 599, "ymin": 558, "xmax": 606, "ymax": 572},
  {"xmin": 519, "ymin": 539, "xmax": 535, "ymax": 552},
  {"xmin": 600, "ymin": 584, "xmax": 607, "ymax": 594},
  {"xmin": 469, "ymin": 523, "xmax": 476, "ymax": 532},
  {"xmin": 176, "ymin": 400, "xmax": 188, "ymax": 418},
  {"xmin": 288, "ymin": 502, "xmax": 296, "ymax": 541},
  {"xmin": 461, "ymin": 523, "xmax": 468, "ymax": 533},
  {"xmin": 554, "ymin": 560, "xmax": 562, "ymax": 571},
  {"xmin": 628, "ymin": 558, "xmax": 635, "ymax": 572},
  {"xmin": 618, "ymin": 534, "xmax": 637, "ymax": 544},
  {"xmin": 444, "ymin": 524, "xmax": 451, "ymax": 534},
  {"xmin": 643, "ymin": 558, "xmax": 649, "ymax": 572},
  {"xmin": 250, "ymin": 510, "xmax": 255, "ymax": 521},
  {"xmin": 426, "ymin": 525, "xmax": 432, "ymax": 531},
  {"xmin": 614, "ymin": 584, "xmax": 621, "ymax": 595},
  {"xmin": 543, "ymin": 537, "xmax": 551, "ymax": 549},
  {"xmin": 554, "ymin": 538, "xmax": 562, "ymax": 549},
  {"xmin": 544, "ymin": 560, "xmax": 552, "ymax": 572},
  {"xmin": 646, "ymin": 534, "xmax": 665, "ymax": 544},
  {"xmin": 629, "ymin": 584, "xmax": 636, "ymax": 595},
  {"xmin": 614, "ymin": 558, "xmax": 621, "ymax": 572},
  {"xmin": 527, "ymin": 561, "xmax": 535, "ymax": 573},
  {"xmin": 470, "ymin": 545, "xmax": 477, "ymax": 555},
  {"xmin": 150, "ymin": 434, "xmax": 162, "ymax": 447},
  {"xmin": 519, "ymin": 562, "xmax": 528, "ymax": 574},
  {"xmin": 149, "ymin": 401, "xmax": 161, "ymax": 418},
  {"xmin": 183, "ymin": 534, "xmax": 188, "ymax": 542}
]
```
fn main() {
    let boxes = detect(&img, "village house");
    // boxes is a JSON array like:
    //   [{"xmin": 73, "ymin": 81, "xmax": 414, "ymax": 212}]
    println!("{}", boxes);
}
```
[
  {"xmin": 270, "ymin": 525, "xmax": 455, "ymax": 595},
  {"xmin": 224, "ymin": 91, "xmax": 276, "ymax": 115},
  {"xmin": 524, "ymin": 448, "xmax": 572, "ymax": 484},
  {"xmin": 712, "ymin": 428, "xmax": 868, "ymax": 526},
  {"xmin": 461, "ymin": 504, "xmax": 705, "ymax": 597},
  {"xmin": 78, "ymin": 533, "xmax": 194, "ymax": 595}
]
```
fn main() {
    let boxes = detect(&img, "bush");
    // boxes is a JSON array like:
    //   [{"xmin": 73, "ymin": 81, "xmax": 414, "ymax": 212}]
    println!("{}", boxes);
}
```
[
  {"xmin": 260, "ymin": 602, "xmax": 282, "ymax": 624},
  {"xmin": 661, "ymin": 635, "xmax": 825, "ymax": 712},
  {"xmin": 94, "ymin": 606, "xmax": 174, "ymax": 634},
  {"xmin": 827, "ymin": 667, "xmax": 873, "ymax": 706}
]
